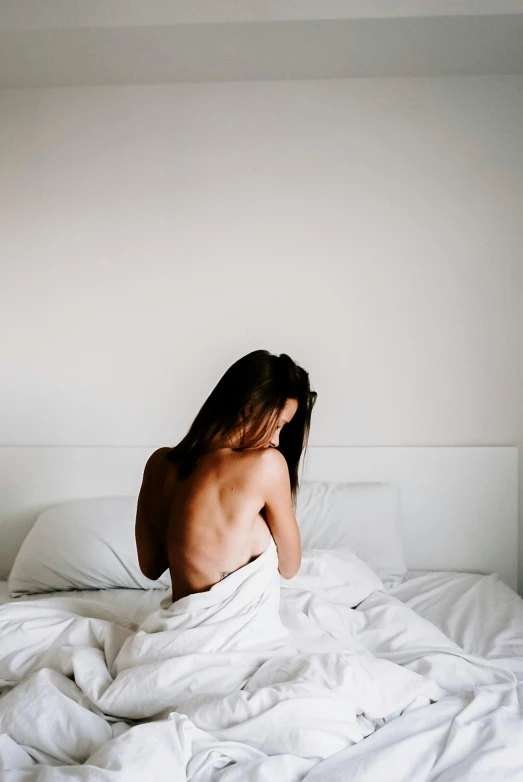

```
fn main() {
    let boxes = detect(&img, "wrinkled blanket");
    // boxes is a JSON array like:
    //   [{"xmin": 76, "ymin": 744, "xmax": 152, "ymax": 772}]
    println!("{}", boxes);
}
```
[{"xmin": 0, "ymin": 537, "xmax": 522, "ymax": 781}]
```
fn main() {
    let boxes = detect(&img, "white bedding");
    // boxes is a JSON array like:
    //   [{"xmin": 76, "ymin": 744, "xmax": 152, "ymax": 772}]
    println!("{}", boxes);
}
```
[
  {"xmin": 388, "ymin": 570, "xmax": 523, "ymax": 674},
  {"xmin": 2, "ymin": 568, "xmax": 521, "ymax": 661},
  {"xmin": 0, "ymin": 551, "xmax": 522, "ymax": 780}
]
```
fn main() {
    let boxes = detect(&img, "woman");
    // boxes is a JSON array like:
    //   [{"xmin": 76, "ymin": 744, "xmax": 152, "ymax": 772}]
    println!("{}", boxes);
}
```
[{"xmin": 135, "ymin": 349, "xmax": 317, "ymax": 602}]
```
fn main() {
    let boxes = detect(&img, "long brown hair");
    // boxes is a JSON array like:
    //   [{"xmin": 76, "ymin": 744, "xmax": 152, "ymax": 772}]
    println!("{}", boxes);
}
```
[{"xmin": 165, "ymin": 350, "xmax": 317, "ymax": 507}]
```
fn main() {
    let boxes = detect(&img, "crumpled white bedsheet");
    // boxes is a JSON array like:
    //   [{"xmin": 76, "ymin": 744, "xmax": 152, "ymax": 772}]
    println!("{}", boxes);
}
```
[
  {"xmin": 387, "ymin": 569, "xmax": 523, "ymax": 681},
  {"xmin": 0, "ymin": 537, "xmax": 522, "ymax": 781}
]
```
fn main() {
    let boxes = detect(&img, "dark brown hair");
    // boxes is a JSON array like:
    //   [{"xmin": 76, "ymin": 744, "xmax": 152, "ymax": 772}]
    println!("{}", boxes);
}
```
[{"xmin": 165, "ymin": 350, "xmax": 317, "ymax": 507}]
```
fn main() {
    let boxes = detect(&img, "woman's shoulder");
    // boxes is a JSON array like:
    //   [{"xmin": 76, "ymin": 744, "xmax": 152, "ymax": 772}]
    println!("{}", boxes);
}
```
[
  {"xmin": 141, "ymin": 448, "xmax": 176, "ymax": 485},
  {"xmin": 143, "ymin": 446, "xmax": 172, "ymax": 469},
  {"xmin": 257, "ymin": 447, "xmax": 287, "ymax": 473},
  {"xmin": 233, "ymin": 448, "xmax": 288, "ymax": 492}
]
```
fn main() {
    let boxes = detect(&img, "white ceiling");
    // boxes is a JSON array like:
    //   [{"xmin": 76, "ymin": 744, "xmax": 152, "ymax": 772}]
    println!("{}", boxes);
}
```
[{"xmin": 0, "ymin": 0, "xmax": 522, "ymax": 86}]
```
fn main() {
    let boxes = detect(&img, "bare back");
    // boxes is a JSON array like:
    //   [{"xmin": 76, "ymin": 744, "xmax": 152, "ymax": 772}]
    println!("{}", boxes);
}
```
[{"xmin": 136, "ymin": 447, "xmax": 273, "ymax": 601}]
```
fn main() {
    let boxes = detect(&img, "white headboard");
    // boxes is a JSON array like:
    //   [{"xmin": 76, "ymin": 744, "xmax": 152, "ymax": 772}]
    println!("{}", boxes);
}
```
[{"xmin": 0, "ymin": 446, "xmax": 518, "ymax": 589}]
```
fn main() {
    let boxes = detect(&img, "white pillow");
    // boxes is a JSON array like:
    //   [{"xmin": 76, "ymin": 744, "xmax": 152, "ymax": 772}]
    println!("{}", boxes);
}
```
[
  {"xmin": 296, "ymin": 481, "xmax": 406, "ymax": 587},
  {"xmin": 8, "ymin": 496, "xmax": 171, "ymax": 597},
  {"xmin": 8, "ymin": 482, "xmax": 405, "ymax": 597}
]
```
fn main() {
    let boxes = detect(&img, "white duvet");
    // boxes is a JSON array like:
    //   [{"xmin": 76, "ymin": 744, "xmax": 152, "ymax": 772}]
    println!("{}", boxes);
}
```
[{"xmin": 0, "ymin": 537, "xmax": 522, "ymax": 781}]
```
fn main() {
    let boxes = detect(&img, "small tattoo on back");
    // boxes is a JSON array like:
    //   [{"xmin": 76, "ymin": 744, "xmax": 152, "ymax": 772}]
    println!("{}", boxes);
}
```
[{"xmin": 220, "ymin": 571, "xmax": 231, "ymax": 581}]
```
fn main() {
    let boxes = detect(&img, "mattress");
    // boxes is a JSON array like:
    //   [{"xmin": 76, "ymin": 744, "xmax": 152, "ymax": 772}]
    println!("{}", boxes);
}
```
[{"xmin": 2, "ymin": 569, "xmax": 521, "ymax": 666}]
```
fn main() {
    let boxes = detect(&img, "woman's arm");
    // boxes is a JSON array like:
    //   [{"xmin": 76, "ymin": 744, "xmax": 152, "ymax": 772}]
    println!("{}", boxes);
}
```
[
  {"xmin": 135, "ymin": 449, "xmax": 169, "ymax": 581},
  {"xmin": 259, "ymin": 448, "xmax": 301, "ymax": 579}
]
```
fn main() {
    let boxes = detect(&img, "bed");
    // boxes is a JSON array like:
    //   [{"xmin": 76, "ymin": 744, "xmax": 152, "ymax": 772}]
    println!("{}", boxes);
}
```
[
  {"xmin": 2, "ymin": 568, "xmax": 522, "ymax": 669},
  {"xmin": 0, "ymin": 445, "xmax": 522, "ymax": 780}
]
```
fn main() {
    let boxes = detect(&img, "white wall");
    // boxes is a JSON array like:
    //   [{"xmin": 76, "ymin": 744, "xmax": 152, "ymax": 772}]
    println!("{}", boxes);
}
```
[{"xmin": 1, "ymin": 76, "xmax": 522, "ymax": 591}]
